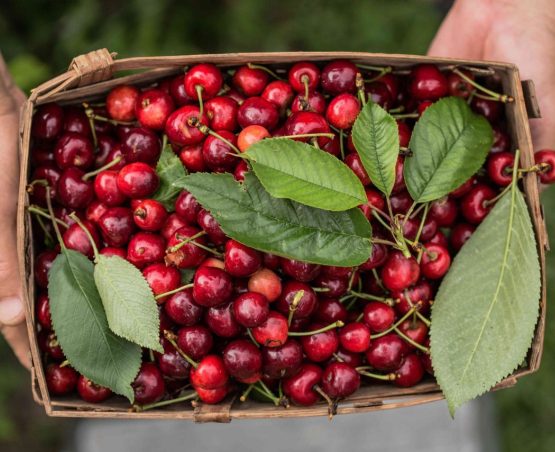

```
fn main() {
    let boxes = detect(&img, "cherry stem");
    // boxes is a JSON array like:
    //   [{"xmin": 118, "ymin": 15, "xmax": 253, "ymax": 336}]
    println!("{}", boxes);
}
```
[
  {"xmin": 45, "ymin": 188, "xmax": 66, "ymax": 250},
  {"xmin": 287, "ymin": 289, "xmax": 305, "ymax": 327},
  {"xmin": 135, "ymin": 391, "xmax": 197, "ymax": 412},
  {"xmin": 394, "ymin": 327, "xmax": 430, "ymax": 354},
  {"xmin": 288, "ymin": 320, "xmax": 344, "ymax": 337},
  {"xmin": 402, "ymin": 202, "xmax": 417, "ymax": 226},
  {"xmin": 312, "ymin": 287, "xmax": 330, "ymax": 293},
  {"xmin": 154, "ymin": 283, "xmax": 194, "ymax": 300},
  {"xmin": 28, "ymin": 205, "xmax": 69, "ymax": 228},
  {"xmin": 372, "ymin": 268, "xmax": 387, "ymax": 293},
  {"xmin": 346, "ymin": 270, "xmax": 357, "ymax": 292},
  {"xmin": 452, "ymin": 68, "xmax": 513, "ymax": 103},
  {"xmin": 483, "ymin": 184, "xmax": 511, "ymax": 207},
  {"xmin": 371, "ymin": 306, "xmax": 418, "ymax": 339},
  {"xmin": 246, "ymin": 328, "xmax": 260, "ymax": 347},
  {"xmin": 82, "ymin": 156, "xmax": 122, "ymax": 181},
  {"xmin": 412, "ymin": 202, "xmax": 430, "ymax": 247},
  {"xmin": 35, "ymin": 213, "xmax": 55, "ymax": 247},
  {"xmin": 27, "ymin": 178, "xmax": 48, "ymax": 193},
  {"xmin": 257, "ymin": 380, "xmax": 281, "ymax": 406},
  {"xmin": 403, "ymin": 290, "xmax": 431, "ymax": 327},
  {"xmin": 356, "ymin": 64, "xmax": 391, "ymax": 72},
  {"xmin": 313, "ymin": 384, "xmax": 336, "ymax": 419},
  {"xmin": 195, "ymin": 84, "xmax": 205, "ymax": 117},
  {"xmin": 59, "ymin": 359, "xmax": 70, "ymax": 368},
  {"xmin": 247, "ymin": 63, "xmax": 282, "ymax": 80},
  {"xmin": 190, "ymin": 240, "xmax": 223, "ymax": 257},
  {"xmin": 416, "ymin": 311, "xmax": 431, "ymax": 327},
  {"xmin": 356, "ymin": 72, "xmax": 366, "ymax": 106},
  {"xmin": 356, "ymin": 367, "xmax": 396, "ymax": 381},
  {"xmin": 167, "ymin": 231, "xmax": 207, "ymax": 253},
  {"xmin": 190, "ymin": 118, "xmax": 242, "ymax": 155},
  {"xmin": 86, "ymin": 111, "xmax": 135, "ymax": 126},
  {"xmin": 399, "ymin": 147, "xmax": 412, "ymax": 157},
  {"xmin": 348, "ymin": 290, "xmax": 395, "ymax": 306},
  {"xmin": 339, "ymin": 129, "xmax": 345, "ymax": 160},
  {"xmin": 392, "ymin": 113, "xmax": 419, "ymax": 119},
  {"xmin": 163, "ymin": 330, "xmax": 199, "ymax": 368},
  {"xmin": 278, "ymin": 133, "xmax": 335, "ymax": 140},
  {"xmin": 363, "ymin": 66, "xmax": 393, "ymax": 83},
  {"xmin": 371, "ymin": 210, "xmax": 393, "ymax": 233},
  {"xmin": 69, "ymin": 213, "xmax": 100, "ymax": 261},
  {"xmin": 519, "ymin": 162, "xmax": 550, "ymax": 175},
  {"xmin": 388, "ymin": 105, "xmax": 405, "ymax": 114},
  {"xmin": 372, "ymin": 238, "xmax": 398, "ymax": 247},
  {"xmin": 239, "ymin": 383, "xmax": 255, "ymax": 402}
]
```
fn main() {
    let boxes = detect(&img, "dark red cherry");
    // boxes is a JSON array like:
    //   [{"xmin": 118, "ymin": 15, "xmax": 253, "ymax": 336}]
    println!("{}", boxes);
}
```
[
  {"xmin": 77, "ymin": 375, "xmax": 113, "ymax": 403},
  {"xmin": 447, "ymin": 71, "xmax": 474, "ymax": 98},
  {"xmin": 326, "ymin": 94, "xmax": 360, "ymax": 129},
  {"xmin": 224, "ymin": 240, "xmax": 262, "ymax": 277},
  {"xmin": 63, "ymin": 106, "xmax": 91, "ymax": 136},
  {"xmin": 223, "ymin": 339, "xmax": 263, "ymax": 380},
  {"xmin": 54, "ymin": 132, "xmax": 94, "ymax": 170},
  {"xmin": 94, "ymin": 170, "xmax": 127, "ymax": 207},
  {"xmin": 126, "ymin": 232, "xmax": 166, "ymax": 268},
  {"xmin": 344, "ymin": 152, "xmax": 371, "ymax": 186},
  {"xmin": 106, "ymin": 85, "xmax": 139, "ymax": 121},
  {"xmin": 535, "ymin": 150, "xmax": 555, "ymax": 184},
  {"xmin": 365, "ymin": 81, "xmax": 392, "ymax": 108},
  {"xmin": 104, "ymin": 144, "xmax": 127, "ymax": 170},
  {"xmin": 205, "ymin": 301, "xmax": 243, "ymax": 338},
  {"xmin": 193, "ymin": 266, "xmax": 233, "ymax": 307},
  {"xmin": 63, "ymin": 220, "xmax": 100, "ymax": 259},
  {"xmin": 381, "ymin": 251, "xmax": 420, "ymax": 292},
  {"xmin": 339, "ymin": 322, "xmax": 371, "ymax": 353},
  {"xmin": 251, "ymin": 311, "xmax": 289, "ymax": 348},
  {"xmin": 36, "ymin": 293, "xmax": 52, "ymax": 330},
  {"xmin": 410, "ymin": 64, "xmax": 448, "ymax": 100},
  {"xmin": 132, "ymin": 362, "xmax": 165, "ymax": 404},
  {"xmin": 313, "ymin": 274, "xmax": 349, "ymax": 298},
  {"xmin": 360, "ymin": 188, "xmax": 386, "ymax": 220},
  {"xmin": 161, "ymin": 213, "xmax": 189, "ymax": 241},
  {"xmin": 394, "ymin": 353, "xmax": 424, "ymax": 387},
  {"xmin": 156, "ymin": 340, "xmax": 191, "ymax": 379},
  {"xmin": 363, "ymin": 302, "xmax": 395, "ymax": 333},
  {"xmin": 175, "ymin": 190, "xmax": 201, "ymax": 224},
  {"xmin": 420, "ymin": 244, "xmax": 451, "ymax": 279},
  {"xmin": 133, "ymin": 199, "xmax": 168, "ymax": 232},
  {"xmin": 237, "ymin": 96, "xmax": 279, "ymax": 130},
  {"xmin": 165, "ymin": 105, "xmax": 209, "ymax": 146},
  {"xmin": 451, "ymin": 176, "xmax": 476, "ymax": 198},
  {"xmin": 233, "ymin": 65, "xmax": 269, "ymax": 96},
  {"xmin": 177, "ymin": 325, "xmax": 214, "ymax": 360},
  {"xmin": 190, "ymin": 355, "xmax": 229, "ymax": 390},
  {"xmin": 461, "ymin": 184, "xmax": 496, "ymax": 224},
  {"xmin": 56, "ymin": 168, "xmax": 92, "ymax": 209},
  {"xmin": 283, "ymin": 363, "xmax": 322, "ymax": 406},
  {"xmin": 136, "ymin": 88, "xmax": 174, "ymax": 130},
  {"xmin": 164, "ymin": 288, "xmax": 204, "ymax": 326},
  {"xmin": 314, "ymin": 298, "xmax": 348, "ymax": 324},
  {"xmin": 276, "ymin": 281, "xmax": 317, "ymax": 320},
  {"xmin": 179, "ymin": 143, "xmax": 207, "ymax": 173},
  {"xmin": 491, "ymin": 127, "xmax": 510, "ymax": 154},
  {"xmin": 283, "ymin": 111, "xmax": 331, "ymax": 146},
  {"xmin": 392, "ymin": 280, "xmax": 433, "ymax": 316},
  {"xmin": 321, "ymin": 362, "xmax": 360, "ymax": 399},
  {"xmin": 97, "ymin": 207, "xmax": 136, "ymax": 247},
  {"xmin": 142, "ymin": 263, "xmax": 181, "ymax": 303},
  {"xmin": 329, "ymin": 348, "xmax": 363, "ymax": 368},
  {"xmin": 202, "ymin": 130, "xmax": 238, "ymax": 172},
  {"xmin": 121, "ymin": 127, "xmax": 161, "ymax": 164},
  {"xmin": 169, "ymin": 74, "xmax": 194, "ymax": 106},
  {"xmin": 390, "ymin": 190, "xmax": 413, "ymax": 215},
  {"xmin": 471, "ymin": 97, "xmax": 501, "ymax": 123},
  {"xmin": 32, "ymin": 103, "xmax": 64, "ymax": 140},
  {"xmin": 288, "ymin": 62, "xmax": 320, "ymax": 93},
  {"xmin": 451, "ymin": 223, "xmax": 476, "ymax": 251},
  {"xmin": 233, "ymin": 292, "xmax": 270, "ymax": 328},
  {"xmin": 262, "ymin": 338, "xmax": 303, "ymax": 379},
  {"xmin": 40, "ymin": 331, "xmax": 65, "ymax": 360},
  {"xmin": 205, "ymin": 96, "xmax": 238, "ymax": 132},
  {"xmin": 31, "ymin": 145, "xmax": 55, "ymax": 166},
  {"xmin": 301, "ymin": 323, "xmax": 339, "ymax": 362},
  {"xmin": 262, "ymin": 80, "xmax": 294, "ymax": 114},
  {"xmin": 35, "ymin": 250, "xmax": 58, "ymax": 289},
  {"xmin": 281, "ymin": 258, "xmax": 321, "ymax": 282},
  {"xmin": 321, "ymin": 60, "xmax": 358, "ymax": 95},
  {"xmin": 116, "ymin": 162, "xmax": 159, "ymax": 199},
  {"xmin": 359, "ymin": 242, "xmax": 389, "ymax": 271},
  {"xmin": 165, "ymin": 225, "xmax": 207, "ymax": 269},
  {"xmin": 365, "ymin": 333, "xmax": 406, "ymax": 371},
  {"xmin": 398, "ymin": 319, "xmax": 428, "ymax": 348},
  {"xmin": 45, "ymin": 363, "xmax": 78, "ymax": 395},
  {"xmin": 429, "ymin": 196, "xmax": 458, "ymax": 227},
  {"xmin": 234, "ymin": 160, "xmax": 249, "ymax": 181},
  {"xmin": 397, "ymin": 122, "xmax": 411, "ymax": 149},
  {"xmin": 184, "ymin": 64, "xmax": 223, "ymax": 100}
]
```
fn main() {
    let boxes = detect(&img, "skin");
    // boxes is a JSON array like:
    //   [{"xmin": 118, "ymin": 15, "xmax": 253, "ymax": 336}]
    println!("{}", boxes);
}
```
[{"xmin": 1, "ymin": 0, "xmax": 554, "ymax": 368}]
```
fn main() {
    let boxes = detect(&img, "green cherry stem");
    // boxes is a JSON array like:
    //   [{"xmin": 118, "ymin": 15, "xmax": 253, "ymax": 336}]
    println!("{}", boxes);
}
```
[
  {"xmin": 247, "ymin": 63, "xmax": 283, "ymax": 80},
  {"xmin": 452, "ymin": 68, "xmax": 513, "ymax": 103},
  {"xmin": 195, "ymin": 85, "xmax": 205, "ymax": 116},
  {"xmin": 416, "ymin": 311, "xmax": 431, "ymax": 327},
  {"xmin": 483, "ymin": 183, "xmax": 512, "ymax": 207},
  {"xmin": 339, "ymin": 129, "xmax": 345, "ymax": 160},
  {"xmin": 348, "ymin": 290, "xmax": 395, "ymax": 306},
  {"xmin": 394, "ymin": 327, "xmax": 430, "ymax": 354},
  {"xmin": 45, "ymin": 187, "xmax": 66, "ymax": 249},
  {"xmin": 135, "ymin": 391, "xmax": 198, "ymax": 412},
  {"xmin": 70, "ymin": 213, "xmax": 100, "ymax": 261},
  {"xmin": 167, "ymin": 231, "xmax": 207, "ymax": 253},
  {"xmin": 278, "ymin": 133, "xmax": 335, "ymax": 140},
  {"xmin": 35, "ymin": 213, "xmax": 55, "ymax": 247},
  {"xmin": 371, "ymin": 210, "xmax": 394, "ymax": 233},
  {"xmin": 370, "ymin": 306, "xmax": 417, "ymax": 339},
  {"xmin": 391, "ymin": 113, "xmax": 419, "ymax": 119},
  {"xmin": 288, "ymin": 321, "xmax": 344, "ymax": 337},
  {"xmin": 247, "ymin": 328, "xmax": 260, "ymax": 348},
  {"xmin": 252, "ymin": 383, "xmax": 280, "ymax": 406},
  {"xmin": 190, "ymin": 118, "xmax": 242, "ymax": 155},
  {"xmin": 356, "ymin": 72, "xmax": 367, "ymax": 106},
  {"xmin": 371, "ymin": 269, "xmax": 387, "ymax": 293},
  {"xmin": 287, "ymin": 289, "xmax": 305, "ymax": 326},
  {"xmin": 163, "ymin": 330, "xmax": 199, "ymax": 368},
  {"xmin": 239, "ymin": 383, "xmax": 255, "ymax": 402},
  {"xmin": 28, "ymin": 205, "xmax": 69, "ymax": 228},
  {"xmin": 82, "ymin": 156, "xmax": 122, "ymax": 181},
  {"xmin": 363, "ymin": 66, "xmax": 393, "ymax": 83},
  {"xmin": 372, "ymin": 238, "xmax": 398, "ymax": 247},
  {"xmin": 191, "ymin": 240, "xmax": 223, "ymax": 257},
  {"xmin": 356, "ymin": 367, "xmax": 396, "ymax": 381},
  {"xmin": 356, "ymin": 64, "xmax": 390, "ymax": 72},
  {"xmin": 412, "ymin": 202, "xmax": 430, "ymax": 246},
  {"xmin": 154, "ymin": 283, "xmax": 194, "ymax": 300}
]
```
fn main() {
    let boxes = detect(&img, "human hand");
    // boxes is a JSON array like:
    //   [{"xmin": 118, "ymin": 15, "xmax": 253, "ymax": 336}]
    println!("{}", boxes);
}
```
[
  {"xmin": 0, "ymin": 51, "xmax": 30, "ymax": 369},
  {"xmin": 428, "ymin": 0, "xmax": 555, "ymax": 151}
]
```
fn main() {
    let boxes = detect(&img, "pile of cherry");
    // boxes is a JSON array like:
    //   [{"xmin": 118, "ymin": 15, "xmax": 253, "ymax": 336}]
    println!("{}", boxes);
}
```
[{"xmin": 29, "ymin": 59, "xmax": 555, "ymax": 411}]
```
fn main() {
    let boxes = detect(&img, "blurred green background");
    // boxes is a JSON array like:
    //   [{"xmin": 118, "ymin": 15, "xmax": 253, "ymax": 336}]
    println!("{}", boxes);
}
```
[{"xmin": 1, "ymin": 0, "xmax": 553, "ymax": 451}]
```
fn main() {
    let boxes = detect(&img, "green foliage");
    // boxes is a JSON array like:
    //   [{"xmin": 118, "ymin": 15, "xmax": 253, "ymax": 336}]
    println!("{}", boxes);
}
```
[
  {"xmin": 351, "ymin": 101, "xmax": 399, "ymax": 196},
  {"xmin": 431, "ymin": 186, "xmax": 541, "ymax": 415},
  {"xmin": 152, "ymin": 141, "xmax": 187, "ymax": 211},
  {"xmin": 94, "ymin": 255, "xmax": 163, "ymax": 353},
  {"xmin": 48, "ymin": 251, "xmax": 142, "ymax": 402},
  {"xmin": 174, "ymin": 172, "xmax": 372, "ymax": 266},
  {"xmin": 405, "ymin": 97, "xmax": 493, "ymax": 203},
  {"xmin": 246, "ymin": 138, "xmax": 366, "ymax": 211}
]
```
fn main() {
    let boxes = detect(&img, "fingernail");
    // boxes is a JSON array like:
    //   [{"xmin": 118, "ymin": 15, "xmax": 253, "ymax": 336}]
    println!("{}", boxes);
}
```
[{"xmin": 0, "ymin": 297, "xmax": 24, "ymax": 326}]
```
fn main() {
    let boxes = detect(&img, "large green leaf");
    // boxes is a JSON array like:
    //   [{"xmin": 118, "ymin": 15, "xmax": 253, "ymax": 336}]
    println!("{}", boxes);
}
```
[
  {"xmin": 246, "ymin": 138, "xmax": 366, "ymax": 211},
  {"xmin": 94, "ymin": 255, "xmax": 163, "ymax": 353},
  {"xmin": 404, "ymin": 97, "xmax": 493, "ymax": 203},
  {"xmin": 152, "ymin": 142, "xmax": 187, "ymax": 211},
  {"xmin": 351, "ymin": 100, "xmax": 399, "ymax": 196},
  {"xmin": 430, "ymin": 186, "xmax": 541, "ymax": 415},
  {"xmin": 173, "ymin": 172, "xmax": 372, "ymax": 266},
  {"xmin": 48, "ymin": 250, "xmax": 141, "ymax": 402}
]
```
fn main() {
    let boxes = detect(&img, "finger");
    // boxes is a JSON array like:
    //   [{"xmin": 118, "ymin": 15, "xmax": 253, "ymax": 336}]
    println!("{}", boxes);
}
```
[
  {"xmin": 0, "ymin": 52, "xmax": 26, "ymax": 108},
  {"xmin": 1, "ymin": 323, "xmax": 31, "ymax": 370}
]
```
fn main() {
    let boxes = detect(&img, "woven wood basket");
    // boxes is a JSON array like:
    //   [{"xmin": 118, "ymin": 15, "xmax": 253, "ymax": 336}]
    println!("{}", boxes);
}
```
[{"xmin": 16, "ymin": 49, "xmax": 549, "ymax": 422}]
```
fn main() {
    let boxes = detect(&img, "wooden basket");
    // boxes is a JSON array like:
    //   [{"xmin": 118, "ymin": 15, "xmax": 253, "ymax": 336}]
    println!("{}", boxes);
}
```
[{"xmin": 17, "ymin": 49, "xmax": 549, "ymax": 422}]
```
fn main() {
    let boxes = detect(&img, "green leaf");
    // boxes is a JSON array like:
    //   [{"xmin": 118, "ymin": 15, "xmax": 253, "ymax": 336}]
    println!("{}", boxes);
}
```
[
  {"xmin": 94, "ymin": 255, "xmax": 163, "ymax": 353},
  {"xmin": 404, "ymin": 97, "xmax": 493, "ymax": 203},
  {"xmin": 48, "ymin": 250, "xmax": 141, "ymax": 402},
  {"xmin": 152, "ymin": 142, "xmax": 187, "ymax": 211},
  {"xmin": 246, "ymin": 138, "xmax": 366, "ymax": 211},
  {"xmin": 173, "ymin": 172, "xmax": 372, "ymax": 266},
  {"xmin": 351, "ymin": 100, "xmax": 399, "ymax": 196},
  {"xmin": 430, "ymin": 186, "xmax": 541, "ymax": 415}
]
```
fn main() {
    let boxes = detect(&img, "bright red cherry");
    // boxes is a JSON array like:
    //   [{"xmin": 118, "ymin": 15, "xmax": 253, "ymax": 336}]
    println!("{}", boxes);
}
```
[
  {"xmin": 394, "ymin": 353, "xmax": 424, "ymax": 387},
  {"xmin": 314, "ymin": 298, "xmax": 348, "ymax": 324},
  {"xmin": 301, "ymin": 323, "xmax": 340, "ymax": 362},
  {"xmin": 196, "ymin": 209, "xmax": 226, "ymax": 245},
  {"xmin": 262, "ymin": 80, "xmax": 294, "ymax": 114},
  {"xmin": 169, "ymin": 74, "xmax": 194, "ymax": 105},
  {"xmin": 535, "ymin": 150, "xmax": 555, "ymax": 184},
  {"xmin": 359, "ymin": 242, "xmax": 389, "ymax": 271},
  {"xmin": 282, "ymin": 363, "xmax": 322, "ymax": 406},
  {"xmin": 291, "ymin": 91, "xmax": 327, "ymax": 115},
  {"xmin": 344, "ymin": 152, "xmax": 371, "ymax": 186},
  {"xmin": 205, "ymin": 96, "xmax": 238, "ymax": 132},
  {"xmin": 398, "ymin": 318, "xmax": 428, "ymax": 348},
  {"xmin": 133, "ymin": 199, "xmax": 168, "ymax": 232},
  {"xmin": 288, "ymin": 62, "xmax": 321, "ymax": 93},
  {"xmin": 126, "ymin": 232, "xmax": 166, "ymax": 268},
  {"xmin": 94, "ymin": 170, "xmax": 127, "ymax": 206},
  {"xmin": 175, "ymin": 190, "xmax": 201, "ymax": 224},
  {"xmin": 106, "ymin": 85, "xmax": 139, "ymax": 121},
  {"xmin": 190, "ymin": 354, "xmax": 229, "ymax": 390},
  {"xmin": 237, "ymin": 97, "xmax": 279, "ymax": 130},
  {"xmin": 224, "ymin": 240, "xmax": 262, "ymax": 277},
  {"xmin": 116, "ymin": 162, "xmax": 159, "ymax": 199},
  {"xmin": 237, "ymin": 125, "xmax": 271, "ymax": 152},
  {"xmin": 193, "ymin": 266, "xmax": 233, "ymax": 307},
  {"xmin": 325, "ymin": 94, "xmax": 360, "ymax": 129},
  {"xmin": 365, "ymin": 333, "xmax": 406, "ymax": 371},
  {"xmin": 392, "ymin": 280, "xmax": 433, "ymax": 316},
  {"xmin": 381, "ymin": 251, "xmax": 420, "ymax": 292},
  {"xmin": 77, "ymin": 375, "xmax": 113, "ymax": 403},
  {"xmin": 321, "ymin": 60, "xmax": 358, "ymax": 95},
  {"xmin": 321, "ymin": 362, "xmax": 360, "ymax": 399},
  {"xmin": 360, "ymin": 188, "xmax": 386, "ymax": 220},
  {"xmin": 165, "ymin": 105, "xmax": 209, "ymax": 146},
  {"xmin": 363, "ymin": 302, "xmax": 395, "ymax": 333},
  {"xmin": 397, "ymin": 122, "xmax": 411, "ymax": 149},
  {"xmin": 180, "ymin": 144, "xmax": 206, "ymax": 172},
  {"xmin": 251, "ymin": 311, "xmax": 289, "ymax": 348},
  {"xmin": 142, "ymin": 263, "xmax": 181, "ymax": 303},
  {"xmin": 165, "ymin": 225, "xmax": 207, "ymax": 269},
  {"xmin": 184, "ymin": 64, "xmax": 223, "ymax": 100},
  {"xmin": 205, "ymin": 301, "xmax": 243, "ymax": 338},
  {"xmin": 232, "ymin": 65, "xmax": 269, "ymax": 96},
  {"xmin": 283, "ymin": 111, "xmax": 331, "ymax": 146},
  {"xmin": 196, "ymin": 385, "xmax": 229, "ymax": 404},
  {"xmin": 281, "ymin": 258, "xmax": 321, "ymax": 282},
  {"xmin": 410, "ymin": 64, "xmax": 448, "ymax": 100},
  {"xmin": 132, "ymin": 362, "xmax": 166, "ymax": 405},
  {"xmin": 461, "ymin": 184, "xmax": 496, "ymax": 224},
  {"xmin": 487, "ymin": 151, "xmax": 515, "ymax": 186},
  {"xmin": 233, "ymin": 292, "xmax": 270, "ymax": 328},
  {"xmin": 45, "ymin": 363, "xmax": 78, "ymax": 395},
  {"xmin": 63, "ymin": 220, "xmax": 100, "ymax": 259},
  {"xmin": 447, "ymin": 71, "xmax": 474, "ymax": 98},
  {"xmin": 136, "ymin": 88, "xmax": 174, "ymax": 130},
  {"xmin": 339, "ymin": 322, "xmax": 371, "ymax": 353},
  {"xmin": 429, "ymin": 196, "xmax": 458, "ymax": 227},
  {"xmin": 161, "ymin": 213, "xmax": 189, "ymax": 241},
  {"xmin": 420, "ymin": 244, "xmax": 451, "ymax": 279}
]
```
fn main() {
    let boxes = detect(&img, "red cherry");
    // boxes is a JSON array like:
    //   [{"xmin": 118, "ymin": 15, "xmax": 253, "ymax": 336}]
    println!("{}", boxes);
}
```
[
  {"xmin": 165, "ymin": 105, "xmax": 209, "ymax": 146},
  {"xmin": 202, "ymin": 130, "xmax": 238, "ymax": 172},
  {"xmin": 32, "ymin": 103, "xmax": 64, "ymax": 140},
  {"xmin": 37, "ymin": 293, "xmax": 52, "ymax": 330},
  {"xmin": 394, "ymin": 353, "xmax": 424, "ymax": 387},
  {"xmin": 429, "ymin": 196, "xmax": 458, "ymax": 227},
  {"xmin": 196, "ymin": 385, "xmax": 229, "ymax": 404},
  {"xmin": 94, "ymin": 170, "xmax": 127, "ymax": 206},
  {"xmin": 282, "ymin": 363, "xmax": 322, "ymax": 406},
  {"xmin": 359, "ymin": 188, "xmax": 385, "ymax": 220},
  {"xmin": 166, "ymin": 225, "xmax": 207, "ymax": 269},
  {"xmin": 491, "ymin": 127, "xmax": 510, "ymax": 153},
  {"xmin": 301, "ymin": 323, "xmax": 339, "ymax": 362},
  {"xmin": 121, "ymin": 127, "xmax": 161, "ymax": 165},
  {"xmin": 99, "ymin": 247, "xmax": 126, "ymax": 258},
  {"xmin": 190, "ymin": 354, "xmax": 229, "ymax": 390},
  {"xmin": 45, "ymin": 363, "xmax": 78, "ymax": 395},
  {"xmin": 142, "ymin": 263, "xmax": 181, "ymax": 303},
  {"xmin": 136, "ymin": 88, "xmax": 174, "ymax": 130},
  {"xmin": 288, "ymin": 62, "xmax": 320, "ymax": 93},
  {"xmin": 359, "ymin": 242, "xmax": 389, "ymax": 271},
  {"xmin": 471, "ymin": 97, "xmax": 502, "ymax": 123},
  {"xmin": 262, "ymin": 80, "xmax": 294, "ymax": 113},
  {"xmin": 447, "ymin": 71, "xmax": 474, "ymax": 98},
  {"xmin": 344, "ymin": 152, "xmax": 371, "ymax": 186},
  {"xmin": 77, "ymin": 375, "xmax": 113, "ymax": 403},
  {"xmin": 283, "ymin": 111, "xmax": 331, "ymax": 146},
  {"xmin": 175, "ymin": 190, "xmax": 201, "ymax": 224},
  {"xmin": 275, "ymin": 281, "xmax": 317, "ymax": 320},
  {"xmin": 161, "ymin": 213, "xmax": 189, "ymax": 241},
  {"xmin": 205, "ymin": 96, "xmax": 238, "ymax": 132},
  {"xmin": 54, "ymin": 132, "xmax": 94, "ymax": 169},
  {"xmin": 262, "ymin": 338, "xmax": 303, "ymax": 379},
  {"xmin": 106, "ymin": 85, "xmax": 139, "ymax": 121},
  {"xmin": 184, "ymin": 64, "xmax": 223, "ymax": 100},
  {"xmin": 177, "ymin": 325, "xmax": 214, "ymax": 360},
  {"xmin": 314, "ymin": 298, "xmax": 348, "ymax": 324},
  {"xmin": 451, "ymin": 223, "xmax": 476, "ymax": 251},
  {"xmin": 35, "ymin": 250, "xmax": 58, "ymax": 289},
  {"xmin": 326, "ymin": 94, "xmax": 360, "ymax": 129},
  {"xmin": 132, "ymin": 362, "xmax": 165, "ymax": 404},
  {"xmin": 321, "ymin": 60, "xmax": 358, "ymax": 95},
  {"xmin": 233, "ymin": 65, "xmax": 269, "ymax": 96},
  {"xmin": 233, "ymin": 291, "xmax": 270, "ymax": 328},
  {"xmin": 363, "ymin": 302, "xmax": 395, "ymax": 333},
  {"xmin": 392, "ymin": 280, "xmax": 433, "ymax": 316},
  {"xmin": 222, "ymin": 339, "xmax": 263, "ymax": 380},
  {"xmin": 461, "ymin": 184, "xmax": 496, "ymax": 224},
  {"xmin": 156, "ymin": 339, "xmax": 191, "ymax": 379},
  {"xmin": 281, "ymin": 258, "xmax": 321, "ymax": 282},
  {"xmin": 398, "ymin": 319, "xmax": 428, "ymax": 348},
  {"xmin": 57, "ymin": 167, "xmax": 94, "ymax": 209},
  {"xmin": 535, "ymin": 150, "xmax": 555, "ymax": 184},
  {"xmin": 420, "ymin": 244, "xmax": 451, "ymax": 279},
  {"xmin": 237, "ymin": 97, "xmax": 279, "ymax": 130},
  {"xmin": 339, "ymin": 322, "xmax": 371, "ymax": 353},
  {"xmin": 205, "ymin": 301, "xmax": 243, "ymax": 338},
  {"xmin": 410, "ymin": 64, "xmax": 448, "ymax": 100},
  {"xmin": 193, "ymin": 266, "xmax": 233, "ymax": 307},
  {"xmin": 390, "ymin": 190, "xmax": 414, "ymax": 215},
  {"xmin": 381, "ymin": 251, "xmax": 420, "ymax": 292},
  {"xmin": 365, "ymin": 333, "xmax": 406, "ymax": 371},
  {"xmin": 169, "ymin": 74, "xmax": 194, "ymax": 106},
  {"xmin": 164, "ymin": 288, "xmax": 204, "ymax": 326},
  {"xmin": 63, "ymin": 220, "xmax": 100, "ymax": 259},
  {"xmin": 365, "ymin": 81, "xmax": 392, "ymax": 108},
  {"xmin": 487, "ymin": 152, "xmax": 515, "ymax": 186},
  {"xmin": 97, "ymin": 207, "xmax": 136, "ymax": 247},
  {"xmin": 397, "ymin": 122, "xmax": 411, "ymax": 148},
  {"xmin": 116, "ymin": 163, "xmax": 159, "ymax": 199},
  {"xmin": 451, "ymin": 176, "xmax": 476, "ymax": 198},
  {"xmin": 251, "ymin": 311, "xmax": 289, "ymax": 348},
  {"xmin": 196, "ymin": 209, "xmax": 226, "ymax": 245},
  {"xmin": 291, "ymin": 91, "xmax": 327, "ymax": 115},
  {"xmin": 237, "ymin": 125, "xmax": 271, "ymax": 152},
  {"xmin": 126, "ymin": 232, "xmax": 166, "ymax": 268},
  {"xmin": 133, "ymin": 199, "xmax": 168, "ymax": 232},
  {"xmin": 321, "ymin": 362, "xmax": 360, "ymax": 399},
  {"xmin": 180, "ymin": 144, "xmax": 206, "ymax": 172},
  {"xmin": 39, "ymin": 331, "xmax": 64, "ymax": 360},
  {"xmin": 313, "ymin": 274, "xmax": 349, "ymax": 298},
  {"xmin": 224, "ymin": 240, "xmax": 262, "ymax": 277}
]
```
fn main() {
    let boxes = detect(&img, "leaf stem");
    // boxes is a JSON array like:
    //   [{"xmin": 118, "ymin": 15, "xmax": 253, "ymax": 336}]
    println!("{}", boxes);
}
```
[
  {"xmin": 154, "ymin": 283, "xmax": 194, "ymax": 300},
  {"xmin": 69, "ymin": 213, "xmax": 100, "ymax": 262},
  {"xmin": 288, "ymin": 321, "xmax": 344, "ymax": 336}
]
